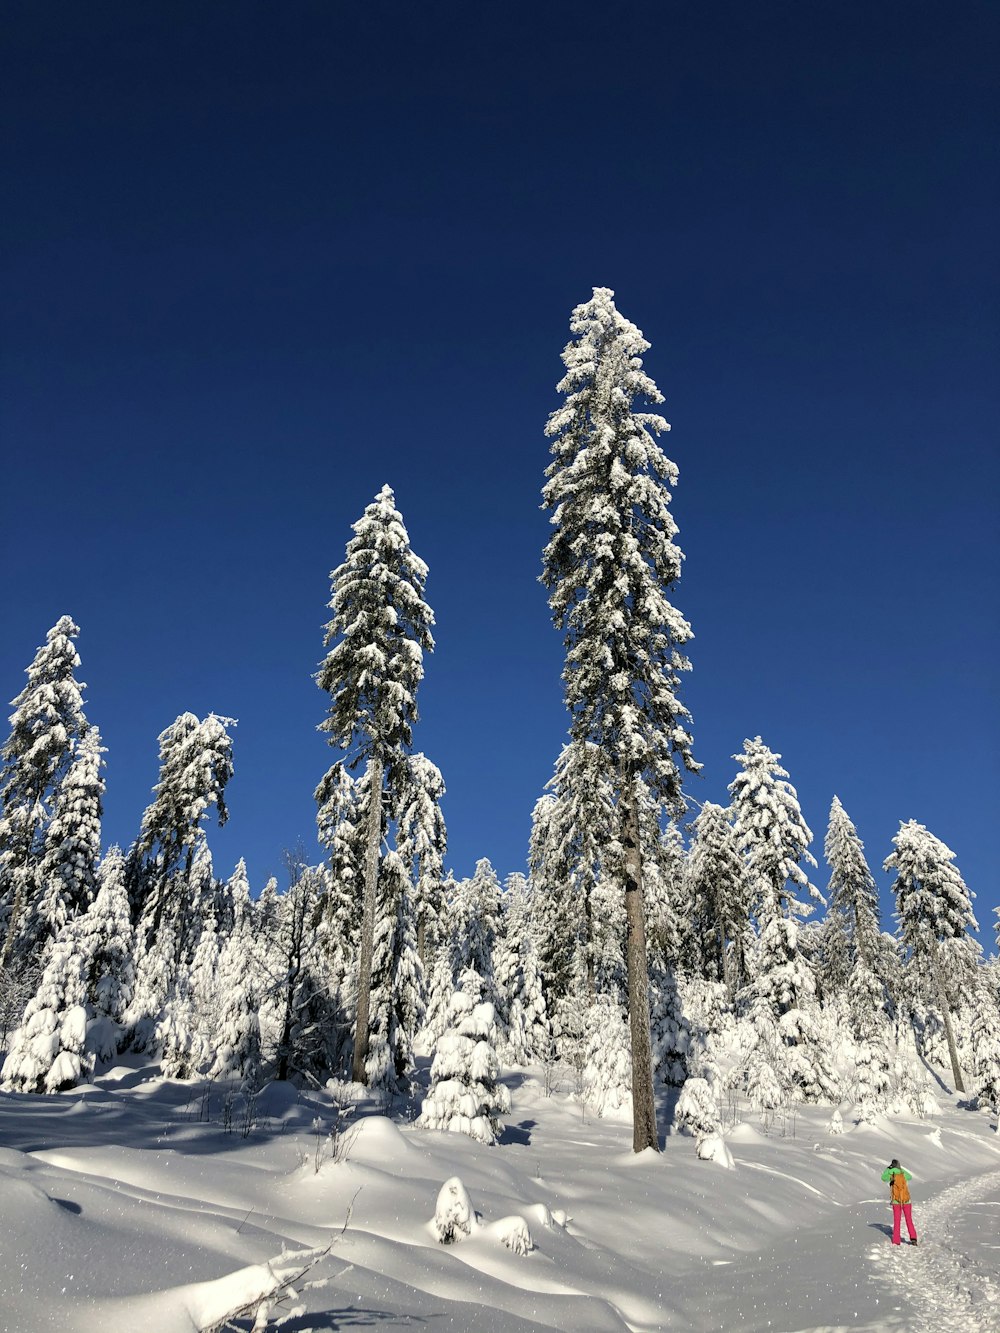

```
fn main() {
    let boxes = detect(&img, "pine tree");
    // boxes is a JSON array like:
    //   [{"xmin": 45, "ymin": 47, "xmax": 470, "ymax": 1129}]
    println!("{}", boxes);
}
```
[
  {"xmin": 450, "ymin": 858, "xmax": 502, "ymax": 998},
  {"xmin": 135, "ymin": 712, "xmax": 235, "ymax": 959},
  {"xmin": 581, "ymin": 997, "xmax": 631, "ymax": 1116},
  {"xmin": 729, "ymin": 740, "xmax": 834, "ymax": 1102},
  {"xmin": 969, "ymin": 971, "xmax": 1000, "ymax": 1115},
  {"xmin": 78, "ymin": 846, "xmax": 135, "ymax": 1058},
  {"xmin": 541, "ymin": 288, "xmax": 698, "ymax": 1152},
  {"xmin": 688, "ymin": 802, "xmax": 747, "ymax": 997},
  {"xmin": 1, "ymin": 915, "xmax": 92, "ymax": 1093},
  {"xmin": 32, "ymin": 726, "xmax": 105, "ymax": 947},
  {"xmin": 540, "ymin": 739, "xmax": 617, "ymax": 997},
  {"xmin": 528, "ymin": 791, "xmax": 584, "ymax": 1006},
  {"xmin": 395, "ymin": 752, "xmax": 447, "ymax": 970},
  {"xmin": 644, "ymin": 811, "xmax": 689, "ymax": 974},
  {"xmin": 823, "ymin": 796, "xmax": 882, "ymax": 991},
  {"xmin": 317, "ymin": 485, "xmax": 434, "ymax": 1085},
  {"xmin": 266, "ymin": 865, "xmax": 344, "ymax": 1083},
  {"xmin": 418, "ymin": 969, "xmax": 510, "ymax": 1145},
  {"xmin": 495, "ymin": 877, "xmax": 551, "ymax": 1066},
  {"xmin": 210, "ymin": 915, "xmax": 261, "ymax": 1085},
  {"xmin": 158, "ymin": 967, "xmax": 200, "ymax": 1079},
  {"xmin": 0, "ymin": 616, "xmax": 89, "ymax": 968},
  {"xmin": 729, "ymin": 738, "xmax": 820, "ymax": 920},
  {"xmin": 366, "ymin": 851, "xmax": 424, "ymax": 1089},
  {"xmin": 886, "ymin": 820, "xmax": 980, "ymax": 1093},
  {"xmin": 314, "ymin": 762, "xmax": 363, "ymax": 980}
]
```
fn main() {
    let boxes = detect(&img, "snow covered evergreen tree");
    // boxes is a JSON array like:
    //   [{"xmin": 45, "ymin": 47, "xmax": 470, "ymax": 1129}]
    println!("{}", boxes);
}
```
[
  {"xmin": 1, "ymin": 914, "xmax": 92, "ymax": 1093},
  {"xmin": 264, "ymin": 864, "xmax": 344, "ymax": 1083},
  {"xmin": 32, "ymin": 726, "xmax": 105, "ymax": 947},
  {"xmin": 728, "ymin": 739, "xmax": 833, "ymax": 1101},
  {"xmin": 581, "ymin": 997, "xmax": 631, "ymax": 1116},
  {"xmin": 0, "ymin": 615, "xmax": 89, "ymax": 969},
  {"xmin": 366, "ymin": 850, "xmax": 424, "ymax": 1090},
  {"xmin": 687, "ymin": 802, "xmax": 747, "ymax": 997},
  {"xmin": 538, "ymin": 739, "xmax": 617, "ymax": 999},
  {"xmin": 450, "ymin": 858, "xmax": 502, "ymax": 1001},
  {"xmin": 729, "ymin": 738, "xmax": 820, "ymax": 921},
  {"xmin": 134, "ymin": 711, "xmax": 235, "ymax": 960},
  {"xmin": 317, "ymin": 485, "xmax": 434, "ymax": 1085},
  {"xmin": 210, "ymin": 914, "xmax": 261, "ymax": 1085},
  {"xmin": 77, "ymin": 846, "xmax": 135, "ymax": 1057},
  {"xmin": 822, "ymin": 796, "xmax": 883, "ymax": 993},
  {"xmin": 886, "ymin": 820, "xmax": 980, "ymax": 1093},
  {"xmin": 395, "ymin": 752, "xmax": 447, "ymax": 970},
  {"xmin": 418, "ymin": 969, "xmax": 510, "ymax": 1145},
  {"xmin": 969, "ymin": 972, "xmax": 1000, "ymax": 1115},
  {"xmin": 494, "ymin": 875, "xmax": 551, "ymax": 1066},
  {"xmin": 528, "ymin": 791, "xmax": 584, "ymax": 1006},
  {"xmin": 541, "ymin": 288, "xmax": 698, "ymax": 1152}
]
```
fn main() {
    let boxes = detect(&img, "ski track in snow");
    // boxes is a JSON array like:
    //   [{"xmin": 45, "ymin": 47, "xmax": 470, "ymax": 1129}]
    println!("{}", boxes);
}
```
[{"xmin": 870, "ymin": 1168, "xmax": 1000, "ymax": 1333}]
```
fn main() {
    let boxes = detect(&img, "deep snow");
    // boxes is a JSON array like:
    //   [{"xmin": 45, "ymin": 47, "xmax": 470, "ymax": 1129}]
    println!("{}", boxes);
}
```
[{"xmin": 1, "ymin": 1061, "xmax": 998, "ymax": 1332}]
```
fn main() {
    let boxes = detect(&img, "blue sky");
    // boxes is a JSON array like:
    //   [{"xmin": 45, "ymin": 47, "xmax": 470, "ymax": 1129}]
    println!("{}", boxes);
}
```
[{"xmin": 2, "ymin": 2, "xmax": 997, "ymax": 938}]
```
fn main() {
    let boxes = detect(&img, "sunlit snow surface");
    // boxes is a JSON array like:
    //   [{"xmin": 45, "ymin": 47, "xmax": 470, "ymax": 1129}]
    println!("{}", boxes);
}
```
[{"xmin": 1, "ymin": 1061, "xmax": 998, "ymax": 1331}]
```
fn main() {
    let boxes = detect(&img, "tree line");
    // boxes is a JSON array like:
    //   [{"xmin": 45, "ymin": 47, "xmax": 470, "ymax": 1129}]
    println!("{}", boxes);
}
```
[{"xmin": 2, "ymin": 289, "xmax": 998, "ymax": 1151}]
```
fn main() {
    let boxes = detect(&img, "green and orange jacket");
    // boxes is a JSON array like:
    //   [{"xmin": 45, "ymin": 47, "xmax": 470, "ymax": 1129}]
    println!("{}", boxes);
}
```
[{"xmin": 881, "ymin": 1166, "xmax": 912, "ymax": 1201}]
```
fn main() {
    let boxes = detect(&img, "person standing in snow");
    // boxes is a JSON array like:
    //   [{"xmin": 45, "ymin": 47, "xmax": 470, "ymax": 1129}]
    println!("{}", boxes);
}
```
[{"xmin": 881, "ymin": 1158, "xmax": 918, "ymax": 1246}]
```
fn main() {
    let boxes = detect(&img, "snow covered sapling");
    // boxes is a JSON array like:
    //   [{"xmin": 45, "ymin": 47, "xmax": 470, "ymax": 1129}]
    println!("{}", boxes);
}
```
[
  {"xmin": 676, "ymin": 1075, "xmax": 732, "ymax": 1166},
  {"xmin": 541, "ymin": 288, "xmax": 699, "ymax": 1153},
  {"xmin": 418, "ymin": 970, "xmax": 510, "ymax": 1145},
  {"xmin": 431, "ymin": 1176, "xmax": 477, "ymax": 1243}
]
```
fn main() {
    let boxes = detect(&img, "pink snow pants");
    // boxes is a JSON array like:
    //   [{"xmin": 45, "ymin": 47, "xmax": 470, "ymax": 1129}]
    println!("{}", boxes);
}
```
[{"xmin": 892, "ymin": 1203, "xmax": 917, "ymax": 1244}]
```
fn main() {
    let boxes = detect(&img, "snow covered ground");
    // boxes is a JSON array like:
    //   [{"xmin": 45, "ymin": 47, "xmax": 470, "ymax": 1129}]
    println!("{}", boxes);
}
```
[{"xmin": 2, "ymin": 1062, "xmax": 998, "ymax": 1333}]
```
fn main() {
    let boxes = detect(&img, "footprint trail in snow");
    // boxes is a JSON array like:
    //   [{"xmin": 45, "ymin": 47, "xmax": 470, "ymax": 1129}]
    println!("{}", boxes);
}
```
[{"xmin": 870, "ymin": 1168, "xmax": 1000, "ymax": 1333}]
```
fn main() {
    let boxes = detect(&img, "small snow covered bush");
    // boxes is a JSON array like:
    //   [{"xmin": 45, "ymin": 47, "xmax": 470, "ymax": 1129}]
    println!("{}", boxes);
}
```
[
  {"xmin": 827, "ymin": 1109, "xmax": 844, "ymax": 1135},
  {"xmin": 491, "ymin": 1215, "xmax": 533, "ymax": 1255},
  {"xmin": 695, "ymin": 1134, "xmax": 735, "ymax": 1168},
  {"xmin": 431, "ymin": 1177, "xmax": 476, "ymax": 1244},
  {"xmin": 677, "ymin": 1075, "xmax": 733, "ymax": 1165}
]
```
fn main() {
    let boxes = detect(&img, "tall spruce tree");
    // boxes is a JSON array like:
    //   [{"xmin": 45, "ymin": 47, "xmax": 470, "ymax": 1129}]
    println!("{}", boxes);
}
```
[
  {"xmin": 317, "ymin": 485, "xmax": 434, "ymax": 1084},
  {"xmin": 541, "ymin": 288, "xmax": 698, "ymax": 1151},
  {"xmin": 885, "ymin": 820, "xmax": 980, "ymax": 1094},
  {"xmin": 0, "ymin": 616, "xmax": 89, "ymax": 968}
]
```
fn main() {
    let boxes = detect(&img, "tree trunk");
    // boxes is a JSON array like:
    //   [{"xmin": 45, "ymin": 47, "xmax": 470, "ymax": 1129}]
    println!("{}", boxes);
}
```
[
  {"xmin": 620, "ymin": 770, "xmax": 659, "ymax": 1153},
  {"xmin": 351, "ymin": 754, "xmax": 384, "ymax": 1085},
  {"xmin": 937, "ymin": 986, "xmax": 966, "ymax": 1094}
]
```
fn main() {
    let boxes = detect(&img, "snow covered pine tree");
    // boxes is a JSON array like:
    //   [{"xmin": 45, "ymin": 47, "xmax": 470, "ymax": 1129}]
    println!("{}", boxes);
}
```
[
  {"xmin": 542, "ymin": 288, "xmax": 698, "ymax": 1151},
  {"xmin": 317, "ymin": 486, "xmax": 434, "ymax": 1085}
]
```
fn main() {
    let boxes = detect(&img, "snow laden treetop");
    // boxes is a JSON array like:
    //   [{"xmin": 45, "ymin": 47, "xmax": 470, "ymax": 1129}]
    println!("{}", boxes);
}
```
[{"xmin": 541, "ymin": 286, "xmax": 697, "ymax": 810}]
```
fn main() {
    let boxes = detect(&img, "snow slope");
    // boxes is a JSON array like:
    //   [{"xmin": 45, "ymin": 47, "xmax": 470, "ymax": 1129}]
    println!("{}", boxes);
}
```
[{"xmin": 1, "ymin": 1061, "xmax": 998, "ymax": 1332}]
